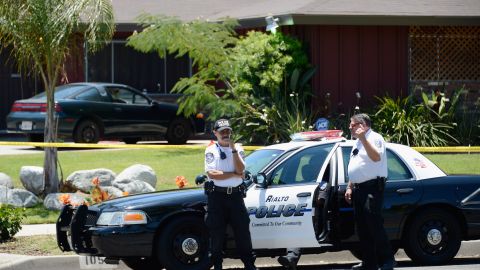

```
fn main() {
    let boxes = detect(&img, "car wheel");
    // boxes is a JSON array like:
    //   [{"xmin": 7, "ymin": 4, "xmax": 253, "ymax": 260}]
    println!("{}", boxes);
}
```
[
  {"xmin": 123, "ymin": 137, "xmax": 140, "ymax": 144},
  {"xmin": 403, "ymin": 208, "xmax": 461, "ymax": 265},
  {"xmin": 166, "ymin": 118, "xmax": 191, "ymax": 144},
  {"xmin": 122, "ymin": 257, "xmax": 161, "ymax": 270},
  {"xmin": 156, "ymin": 216, "xmax": 210, "ymax": 270},
  {"xmin": 74, "ymin": 120, "xmax": 100, "ymax": 143}
]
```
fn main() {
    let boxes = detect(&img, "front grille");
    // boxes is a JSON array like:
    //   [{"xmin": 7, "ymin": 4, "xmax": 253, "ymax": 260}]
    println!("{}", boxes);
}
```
[{"xmin": 85, "ymin": 210, "xmax": 99, "ymax": 226}]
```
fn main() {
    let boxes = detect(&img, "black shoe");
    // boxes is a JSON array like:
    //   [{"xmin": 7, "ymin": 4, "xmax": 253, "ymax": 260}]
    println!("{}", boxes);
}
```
[
  {"xmin": 379, "ymin": 259, "xmax": 397, "ymax": 270},
  {"xmin": 278, "ymin": 256, "xmax": 297, "ymax": 270}
]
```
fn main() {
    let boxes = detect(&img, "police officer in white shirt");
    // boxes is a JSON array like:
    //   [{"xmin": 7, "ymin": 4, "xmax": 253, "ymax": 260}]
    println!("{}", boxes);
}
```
[
  {"xmin": 204, "ymin": 119, "xmax": 257, "ymax": 270},
  {"xmin": 345, "ymin": 114, "xmax": 396, "ymax": 270}
]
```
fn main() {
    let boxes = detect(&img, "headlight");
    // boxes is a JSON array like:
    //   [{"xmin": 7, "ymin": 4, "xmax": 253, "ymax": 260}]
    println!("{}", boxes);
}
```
[{"xmin": 96, "ymin": 210, "xmax": 148, "ymax": 226}]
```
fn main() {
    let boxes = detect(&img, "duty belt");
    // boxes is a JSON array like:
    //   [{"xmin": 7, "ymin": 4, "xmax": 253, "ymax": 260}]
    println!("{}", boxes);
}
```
[
  {"xmin": 353, "ymin": 177, "xmax": 386, "ymax": 189},
  {"xmin": 213, "ymin": 185, "xmax": 243, "ymax": 194}
]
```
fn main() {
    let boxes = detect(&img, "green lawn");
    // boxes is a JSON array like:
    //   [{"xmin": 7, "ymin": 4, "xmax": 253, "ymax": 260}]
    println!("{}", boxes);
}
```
[
  {"xmin": 424, "ymin": 153, "xmax": 480, "ymax": 175},
  {"xmin": 1, "ymin": 150, "xmax": 479, "ymax": 190},
  {"xmin": 1, "ymin": 148, "xmax": 205, "ymax": 190}
]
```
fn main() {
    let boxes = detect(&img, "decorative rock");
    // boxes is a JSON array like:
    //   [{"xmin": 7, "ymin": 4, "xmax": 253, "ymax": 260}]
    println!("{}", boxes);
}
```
[
  {"xmin": 65, "ymin": 169, "xmax": 116, "ymax": 193},
  {"xmin": 7, "ymin": 188, "xmax": 40, "ymax": 207},
  {"xmin": 19, "ymin": 166, "xmax": 44, "ymax": 196},
  {"xmin": 44, "ymin": 192, "xmax": 88, "ymax": 210},
  {"xmin": 0, "ymin": 173, "xmax": 14, "ymax": 189},
  {"xmin": 114, "ymin": 180, "xmax": 155, "ymax": 195},
  {"xmin": 101, "ymin": 186, "xmax": 125, "ymax": 199},
  {"xmin": 114, "ymin": 164, "xmax": 157, "ymax": 189},
  {"xmin": 0, "ymin": 186, "xmax": 8, "ymax": 203}
]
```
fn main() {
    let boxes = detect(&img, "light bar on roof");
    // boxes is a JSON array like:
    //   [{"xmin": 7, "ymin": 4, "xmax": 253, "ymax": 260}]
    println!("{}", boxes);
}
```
[{"xmin": 290, "ymin": 130, "xmax": 344, "ymax": 141}]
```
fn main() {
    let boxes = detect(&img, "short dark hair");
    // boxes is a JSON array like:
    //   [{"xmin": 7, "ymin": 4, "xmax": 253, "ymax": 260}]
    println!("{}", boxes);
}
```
[{"xmin": 351, "ymin": 113, "xmax": 371, "ymax": 127}]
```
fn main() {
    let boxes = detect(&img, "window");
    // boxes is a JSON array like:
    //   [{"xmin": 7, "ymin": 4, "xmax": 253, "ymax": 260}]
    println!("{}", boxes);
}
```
[
  {"xmin": 341, "ymin": 147, "xmax": 413, "ymax": 181},
  {"xmin": 270, "ymin": 144, "xmax": 333, "ymax": 186},
  {"xmin": 106, "ymin": 87, "xmax": 134, "ymax": 104},
  {"xmin": 386, "ymin": 149, "xmax": 413, "ymax": 181},
  {"xmin": 133, "ymin": 94, "xmax": 149, "ymax": 105},
  {"xmin": 74, "ymin": 88, "xmax": 103, "ymax": 102}
]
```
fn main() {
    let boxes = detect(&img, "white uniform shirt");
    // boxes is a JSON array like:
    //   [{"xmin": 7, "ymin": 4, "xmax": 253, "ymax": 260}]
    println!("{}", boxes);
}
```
[
  {"xmin": 347, "ymin": 129, "xmax": 388, "ymax": 184},
  {"xmin": 204, "ymin": 143, "xmax": 245, "ymax": 187}
]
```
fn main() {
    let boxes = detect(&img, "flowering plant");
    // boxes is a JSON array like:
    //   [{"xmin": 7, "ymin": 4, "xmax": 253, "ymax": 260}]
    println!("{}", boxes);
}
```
[
  {"xmin": 175, "ymin": 176, "xmax": 188, "ymax": 188},
  {"xmin": 58, "ymin": 177, "xmax": 129, "ymax": 207}
]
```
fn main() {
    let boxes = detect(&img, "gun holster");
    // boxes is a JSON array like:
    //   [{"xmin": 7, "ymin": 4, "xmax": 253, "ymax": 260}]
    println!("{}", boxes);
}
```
[
  {"xmin": 239, "ymin": 181, "xmax": 247, "ymax": 198},
  {"xmin": 204, "ymin": 181, "xmax": 214, "ymax": 195}
]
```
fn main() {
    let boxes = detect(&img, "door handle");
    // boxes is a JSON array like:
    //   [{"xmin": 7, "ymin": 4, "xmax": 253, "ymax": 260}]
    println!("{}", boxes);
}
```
[
  {"xmin": 114, "ymin": 107, "xmax": 122, "ymax": 112},
  {"xmin": 396, "ymin": 188, "xmax": 414, "ymax": 194},
  {"xmin": 297, "ymin": 192, "xmax": 311, "ymax": 198}
]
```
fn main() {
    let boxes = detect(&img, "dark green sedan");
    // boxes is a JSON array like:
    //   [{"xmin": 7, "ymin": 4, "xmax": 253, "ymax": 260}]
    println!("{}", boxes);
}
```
[{"xmin": 6, "ymin": 83, "xmax": 205, "ymax": 144}]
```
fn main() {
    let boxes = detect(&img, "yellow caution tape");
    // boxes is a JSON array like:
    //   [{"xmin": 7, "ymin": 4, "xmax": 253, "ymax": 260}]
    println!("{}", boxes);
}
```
[
  {"xmin": 0, "ymin": 141, "xmax": 262, "ymax": 151},
  {"xmin": 412, "ymin": 146, "xmax": 480, "ymax": 153},
  {"xmin": 0, "ymin": 141, "xmax": 478, "ymax": 153}
]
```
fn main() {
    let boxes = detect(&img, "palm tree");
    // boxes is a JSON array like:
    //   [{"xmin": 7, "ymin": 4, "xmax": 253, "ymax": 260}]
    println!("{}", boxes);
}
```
[{"xmin": 0, "ymin": 0, "xmax": 115, "ymax": 196}]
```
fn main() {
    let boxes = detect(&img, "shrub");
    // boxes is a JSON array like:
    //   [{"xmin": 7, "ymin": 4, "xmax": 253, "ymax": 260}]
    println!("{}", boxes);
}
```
[
  {"xmin": 0, "ymin": 204, "xmax": 26, "ymax": 241},
  {"xmin": 373, "ymin": 95, "xmax": 457, "ymax": 147}
]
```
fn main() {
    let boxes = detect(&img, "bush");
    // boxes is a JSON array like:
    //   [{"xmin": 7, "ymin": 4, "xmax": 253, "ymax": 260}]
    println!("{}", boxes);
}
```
[
  {"xmin": 231, "ymin": 32, "xmax": 316, "ymax": 144},
  {"xmin": 373, "ymin": 95, "xmax": 457, "ymax": 147},
  {"xmin": 0, "ymin": 204, "xmax": 26, "ymax": 241}
]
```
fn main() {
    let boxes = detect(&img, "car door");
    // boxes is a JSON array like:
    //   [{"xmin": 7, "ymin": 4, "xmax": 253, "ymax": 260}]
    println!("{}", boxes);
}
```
[
  {"xmin": 103, "ymin": 86, "xmax": 162, "ymax": 135},
  {"xmin": 245, "ymin": 143, "xmax": 337, "ymax": 249},
  {"xmin": 335, "ymin": 146, "xmax": 423, "ymax": 242},
  {"xmin": 381, "ymin": 149, "xmax": 423, "ymax": 240}
]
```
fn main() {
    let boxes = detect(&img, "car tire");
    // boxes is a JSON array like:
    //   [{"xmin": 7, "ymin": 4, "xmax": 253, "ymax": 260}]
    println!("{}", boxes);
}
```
[
  {"xmin": 166, "ymin": 118, "xmax": 191, "ymax": 144},
  {"xmin": 156, "ymin": 215, "xmax": 210, "ymax": 270},
  {"xmin": 122, "ymin": 257, "xmax": 161, "ymax": 270},
  {"xmin": 74, "ymin": 120, "xmax": 101, "ymax": 143},
  {"xmin": 403, "ymin": 208, "xmax": 461, "ymax": 265}
]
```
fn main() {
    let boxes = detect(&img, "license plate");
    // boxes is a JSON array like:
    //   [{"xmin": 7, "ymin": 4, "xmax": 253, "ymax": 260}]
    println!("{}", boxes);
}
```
[
  {"xmin": 20, "ymin": 121, "xmax": 33, "ymax": 130},
  {"xmin": 79, "ymin": 256, "xmax": 118, "ymax": 269}
]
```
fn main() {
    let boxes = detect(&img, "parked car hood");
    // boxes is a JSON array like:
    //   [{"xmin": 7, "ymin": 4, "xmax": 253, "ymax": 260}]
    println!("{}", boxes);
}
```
[{"xmin": 94, "ymin": 188, "xmax": 206, "ymax": 212}]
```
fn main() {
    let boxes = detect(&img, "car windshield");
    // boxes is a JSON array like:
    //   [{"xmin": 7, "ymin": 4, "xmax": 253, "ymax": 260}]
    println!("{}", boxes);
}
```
[
  {"xmin": 30, "ymin": 85, "xmax": 88, "ymax": 100},
  {"xmin": 245, "ymin": 149, "xmax": 284, "ymax": 175}
]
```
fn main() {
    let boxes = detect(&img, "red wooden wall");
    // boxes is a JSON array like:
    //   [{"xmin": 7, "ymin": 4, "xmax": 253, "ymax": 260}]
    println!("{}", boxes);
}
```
[{"xmin": 283, "ymin": 25, "xmax": 409, "ymax": 115}]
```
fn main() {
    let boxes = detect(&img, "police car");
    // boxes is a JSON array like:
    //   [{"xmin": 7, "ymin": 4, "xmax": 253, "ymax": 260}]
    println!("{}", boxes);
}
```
[{"xmin": 56, "ymin": 131, "xmax": 480, "ymax": 270}]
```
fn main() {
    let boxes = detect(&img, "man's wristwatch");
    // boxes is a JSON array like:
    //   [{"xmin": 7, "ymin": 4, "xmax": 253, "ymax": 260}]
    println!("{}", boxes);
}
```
[{"xmin": 232, "ymin": 150, "xmax": 238, "ymax": 153}]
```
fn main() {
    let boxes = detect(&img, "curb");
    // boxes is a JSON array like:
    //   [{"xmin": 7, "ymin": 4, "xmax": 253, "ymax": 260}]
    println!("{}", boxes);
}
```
[{"xmin": 0, "ymin": 255, "xmax": 130, "ymax": 270}]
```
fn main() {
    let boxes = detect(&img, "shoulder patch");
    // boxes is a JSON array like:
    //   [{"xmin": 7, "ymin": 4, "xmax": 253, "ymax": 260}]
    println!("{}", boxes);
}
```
[{"xmin": 205, "ymin": 152, "xmax": 215, "ymax": 164}]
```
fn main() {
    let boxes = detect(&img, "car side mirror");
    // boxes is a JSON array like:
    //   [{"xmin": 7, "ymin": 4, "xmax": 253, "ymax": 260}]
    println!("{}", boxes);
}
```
[
  {"xmin": 151, "ymin": 100, "xmax": 159, "ymax": 106},
  {"xmin": 195, "ymin": 174, "xmax": 207, "ymax": 185},
  {"xmin": 253, "ymin": 173, "xmax": 267, "ymax": 188}
]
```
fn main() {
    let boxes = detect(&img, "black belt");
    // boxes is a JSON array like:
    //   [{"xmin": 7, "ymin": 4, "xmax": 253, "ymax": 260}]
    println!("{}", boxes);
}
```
[
  {"xmin": 213, "ymin": 185, "xmax": 243, "ymax": 194},
  {"xmin": 353, "ymin": 177, "xmax": 386, "ymax": 189}
]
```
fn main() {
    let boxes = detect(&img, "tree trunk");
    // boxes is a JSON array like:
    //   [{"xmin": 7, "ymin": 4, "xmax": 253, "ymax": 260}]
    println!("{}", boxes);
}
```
[{"xmin": 42, "ymin": 83, "xmax": 59, "ymax": 196}]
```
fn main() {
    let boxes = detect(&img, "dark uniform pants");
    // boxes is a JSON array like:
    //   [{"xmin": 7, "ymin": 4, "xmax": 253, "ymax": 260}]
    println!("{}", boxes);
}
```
[
  {"xmin": 353, "ymin": 180, "xmax": 393, "ymax": 270},
  {"xmin": 205, "ymin": 190, "xmax": 255, "ymax": 267}
]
